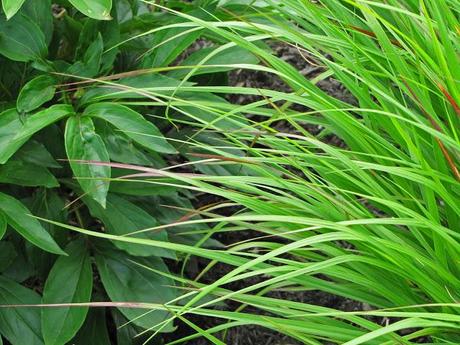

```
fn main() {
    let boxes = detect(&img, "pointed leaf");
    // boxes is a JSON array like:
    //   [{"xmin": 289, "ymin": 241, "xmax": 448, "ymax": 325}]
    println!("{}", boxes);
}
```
[
  {"xmin": 71, "ymin": 308, "xmax": 111, "ymax": 345},
  {"xmin": 15, "ymin": 140, "xmax": 60, "ymax": 168},
  {"xmin": 0, "ymin": 241, "xmax": 16, "ymax": 272},
  {"xmin": 112, "ymin": 310, "xmax": 138, "ymax": 345},
  {"xmin": 65, "ymin": 116, "xmax": 110, "ymax": 207},
  {"xmin": 28, "ymin": 190, "xmax": 68, "ymax": 279},
  {"xmin": 0, "ymin": 109, "xmax": 25, "ymax": 164},
  {"xmin": 83, "ymin": 103, "xmax": 177, "ymax": 154},
  {"xmin": 42, "ymin": 239, "xmax": 93, "ymax": 345},
  {"xmin": 95, "ymin": 245, "xmax": 176, "ymax": 331},
  {"xmin": 84, "ymin": 194, "xmax": 174, "ymax": 258},
  {"xmin": 2, "ymin": 242, "xmax": 35, "ymax": 283},
  {"xmin": 15, "ymin": 104, "xmax": 74, "ymax": 141},
  {"xmin": 17, "ymin": 75, "xmax": 56, "ymax": 113},
  {"xmin": 96, "ymin": 120, "xmax": 157, "ymax": 166},
  {"xmin": 2, "ymin": 0, "xmax": 27, "ymax": 19},
  {"xmin": 0, "ymin": 105, "xmax": 73, "ymax": 164},
  {"xmin": 99, "ymin": 11, "xmax": 119, "ymax": 73},
  {"xmin": 0, "ymin": 192, "xmax": 65, "ymax": 255},
  {"xmin": 0, "ymin": 276, "xmax": 43, "ymax": 345},
  {"xmin": 83, "ymin": 33, "xmax": 103, "ymax": 75},
  {"xmin": 68, "ymin": 33, "xmax": 103, "ymax": 78},
  {"xmin": 68, "ymin": 0, "xmax": 112, "ymax": 20},
  {"xmin": 0, "ymin": 13, "xmax": 47, "ymax": 62},
  {"xmin": 21, "ymin": 0, "xmax": 53, "ymax": 45},
  {"xmin": 30, "ymin": 189, "xmax": 67, "ymax": 236},
  {"xmin": 0, "ymin": 160, "xmax": 59, "ymax": 187},
  {"xmin": 0, "ymin": 211, "xmax": 6, "ymax": 240}
]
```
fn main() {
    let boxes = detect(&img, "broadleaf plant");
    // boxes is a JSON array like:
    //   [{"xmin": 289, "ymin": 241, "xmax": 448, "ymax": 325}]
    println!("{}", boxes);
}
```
[
  {"xmin": 0, "ymin": 0, "xmax": 250, "ymax": 343},
  {"xmin": 1, "ymin": 0, "xmax": 112, "ymax": 20}
]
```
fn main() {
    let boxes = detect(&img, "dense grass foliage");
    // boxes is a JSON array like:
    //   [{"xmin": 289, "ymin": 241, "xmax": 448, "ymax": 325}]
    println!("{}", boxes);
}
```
[
  {"xmin": 177, "ymin": 1, "xmax": 460, "ymax": 343},
  {"xmin": 1, "ymin": 0, "xmax": 459, "ymax": 344},
  {"xmin": 67, "ymin": 0, "xmax": 458, "ymax": 343}
]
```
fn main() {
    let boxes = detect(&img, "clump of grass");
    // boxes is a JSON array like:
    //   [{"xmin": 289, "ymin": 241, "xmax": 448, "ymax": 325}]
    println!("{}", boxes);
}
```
[{"xmin": 54, "ymin": 0, "xmax": 460, "ymax": 343}]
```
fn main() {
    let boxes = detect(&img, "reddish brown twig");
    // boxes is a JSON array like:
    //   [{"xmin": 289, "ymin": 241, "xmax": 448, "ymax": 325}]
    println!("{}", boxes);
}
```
[
  {"xmin": 402, "ymin": 79, "xmax": 460, "ymax": 181},
  {"xmin": 348, "ymin": 25, "xmax": 402, "ymax": 48},
  {"xmin": 437, "ymin": 83, "xmax": 460, "ymax": 118},
  {"xmin": 188, "ymin": 153, "xmax": 259, "ymax": 165}
]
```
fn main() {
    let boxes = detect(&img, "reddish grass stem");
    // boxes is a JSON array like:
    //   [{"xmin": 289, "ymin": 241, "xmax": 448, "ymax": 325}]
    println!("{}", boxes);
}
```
[{"xmin": 402, "ymin": 79, "xmax": 460, "ymax": 181}]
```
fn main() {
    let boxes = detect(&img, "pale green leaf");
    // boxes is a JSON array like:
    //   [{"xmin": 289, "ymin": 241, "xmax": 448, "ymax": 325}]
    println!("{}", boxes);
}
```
[
  {"xmin": 2, "ymin": 0, "xmax": 27, "ymax": 19},
  {"xmin": 68, "ymin": 0, "xmax": 112, "ymax": 20}
]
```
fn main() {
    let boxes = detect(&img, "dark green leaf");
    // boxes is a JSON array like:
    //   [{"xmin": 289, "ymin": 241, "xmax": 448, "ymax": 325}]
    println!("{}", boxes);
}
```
[
  {"xmin": 83, "ymin": 103, "xmax": 176, "ymax": 154},
  {"xmin": 84, "ymin": 194, "xmax": 174, "ymax": 258},
  {"xmin": 28, "ymin": 189, "xmax": 67, "ymax": 278},
  {"xmin": 74, "ymin": 18, "xmax": 98, "ymax": 59},
  {"xmin": 109, "ymin": 179, "xmax": 178, "ymax": 196},
  {"xmin": 96, "ymin": 120, "xmax": 158, "ymax": 166},
  {"xmin": 17, "ymin": 75, "xmax": 56, "ymax": 113},
  {"xmin": 14, "ymin": 140, "xmax": 60, "ymax": 168},
  {"xmin": 2, "ymin": 253, "xmax": 36, "ymax": 282},
  {"xmin": 2, "ymin": 0, "xmax": 27, "ymax": 19},
  {"xmin": 95, "ymin": 245, "xmax": 177, "ymax": 331},
  {"xmin": 0, "ymin": 57, "xmax": 23, "ymax": 102},
  {"xmin": 42, "ymin": 239, "xmax": 93, "ymax": 345},
  {"xmin": 99, "ymin": 10, "xmax": 119, "ymax": 73},
  {"xmin": 112, "ymin": 310, "xmax": 138, "ymax": 345},
  {"xmin": 0, "ymin": 105, "xmax": 74, "ymax": 164},
  {"xmin": 2, "ymin": 236, "xmax": 35, "ymax": 282},
  {"xmin": 0, "ymin": 160, "xmax": 58, "ymax": 187},
  {"xmin": 68, "ymin": 33, "xmax": 103, "ymax": 78},
  {"xmin": 60, "ymin": 14, "xmax": 82, "ymax": 48},
  {"xmin": 0, "ymin": 109, "xmax": 25, "ymax": 164},
  {"xmin": 69, "ymin": 0, "xmax": 112, "ymax": 20},
  {"xmin": 65, "ymin": 116, "xmax": 110, "ymax": 207},
  {"xmin": 66, "ymin": 61, "xmax": 86, "ymax": 76},
  {"xmin": 0, "ymin": 211, "xmax": 6, "ymax": 239},
  {"xmin": 116, "ymin": 0, "xmax": 134, "ymax": 23},
  {"xmin": 21, "ymin": 0, "xmax": 53, "ymax": 45},
  {"xmin": 0, "ymin": 13, "xmax": 47, "ymax": 62},
  {"xmin": 0, "ymin": 276, "xmax": 43, "ymax": 345},
  {"xmin": 83, "ymin": 33, "xmax": 103, "ymax": 73},
  {"xmin": 0, "ymin": 192, "xmax": 66, "ymax": 255},
  {"xmin": 0, "ymin": 241, "xmax": 16, "ymax": 272},
  {"xmin": 30, "ymin": 189, "xmax": 67, "ymax": 236},
  {"xmin": 71, "ymin": 308, "xmax": 111, "ymax": 345},
  {"xmin": 34, "ymin": 125, "xmax": 66, "ymax": 165}
]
